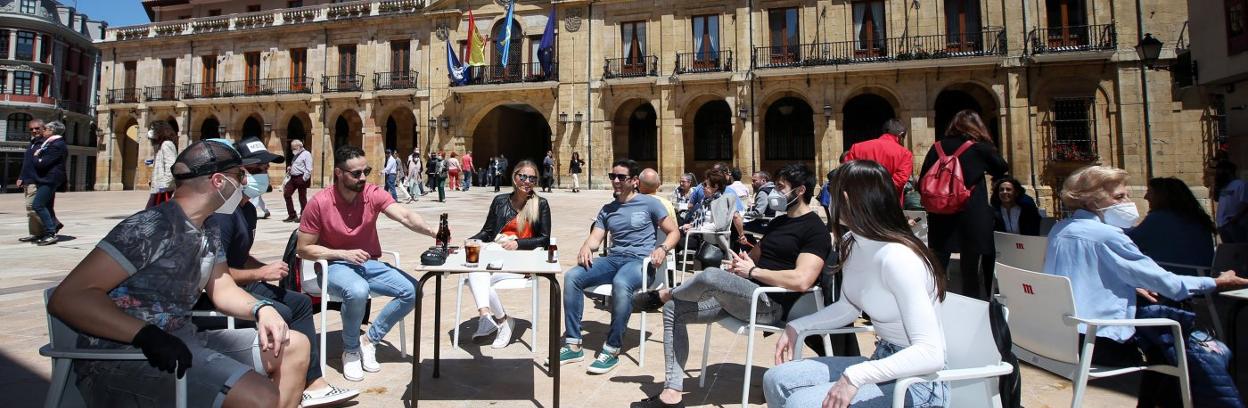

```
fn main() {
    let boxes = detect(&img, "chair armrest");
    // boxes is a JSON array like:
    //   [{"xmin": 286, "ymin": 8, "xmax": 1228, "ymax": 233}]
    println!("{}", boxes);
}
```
[
  {"xmin": 1065, "ymin": 316, "xmax": 1181, "ymax": 328},
  {"xmin": 381, "ymin": 250, "xmax": 401, "ymax": 267},
  {"xmin": 40, "ymin": 344, "xmax": 151, "ymax": 360},
  {"xmin": 891, "ymin": 363, "xmax": 1015, "ymax": 408},
  {"xmin": 794, "ymin": 326, "xmax": 875, "ymax": 359}
]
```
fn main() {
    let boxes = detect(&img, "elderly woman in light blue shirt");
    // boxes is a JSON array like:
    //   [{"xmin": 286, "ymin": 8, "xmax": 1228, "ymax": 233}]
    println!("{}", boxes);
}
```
[{"xmin": 1044, "ymin": 165, "xmax": 1247, "ymax": 403}]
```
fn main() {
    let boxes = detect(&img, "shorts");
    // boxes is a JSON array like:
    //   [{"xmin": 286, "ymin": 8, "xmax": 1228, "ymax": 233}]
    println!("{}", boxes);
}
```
[{"xmin": 75, "ymin": 325, "xmax": 262, "ymax": 408}]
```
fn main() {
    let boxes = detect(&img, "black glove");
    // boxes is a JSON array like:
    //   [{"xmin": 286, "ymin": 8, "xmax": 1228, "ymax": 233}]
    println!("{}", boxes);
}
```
[{"xmin": 130, "ymin": 324, "xmax": 193, "ymax": 379}]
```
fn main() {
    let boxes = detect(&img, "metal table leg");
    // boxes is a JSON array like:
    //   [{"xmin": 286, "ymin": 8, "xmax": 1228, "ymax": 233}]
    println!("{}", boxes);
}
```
[
  {"xmin": 543, "ymin": 275, "xmax": 562, "ymax": 408},
  {"xmin": 410, "ymin": 272, "xmax": 438, "ymax": 407}
]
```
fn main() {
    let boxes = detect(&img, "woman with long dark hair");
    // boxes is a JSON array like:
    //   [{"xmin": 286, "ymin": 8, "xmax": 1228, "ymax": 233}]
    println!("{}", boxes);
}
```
[
  {"xmin": 919, "ymin": 109, "xmax": 1008, "ymax": 300},
  {"xmin": 146, "ymin": 121, "xmax": 178, "ymax": 208},
  {"xmin": 764, "ymin": 160, "xmax": 947, "ymax": 408},
  {"xmin": 1128, "ymin": 177, "xmax": 1216, "ymax": 275},
  {"xmin": 991, "ymin": 177, "xmax": 1042, "ymax": 236},
  {"xmin": 463, "ymin": 160, "xmax": 552, "ymax": 348},
  {"xmin": 569, "ymin": 151, "xmax": 585, "ymax": 193}
]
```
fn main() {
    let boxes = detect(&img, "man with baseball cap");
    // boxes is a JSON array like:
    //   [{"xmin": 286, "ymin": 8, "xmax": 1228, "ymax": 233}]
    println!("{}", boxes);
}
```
[
  {"xmin": 48, "ymin": 139, "xmax": 311, "ymax": 408},
  {"xmin": 236, "ymin": 137, "xmax": 283, "ymax": 219},
  {"xmin": 199, "ymin": 138, "xmax": 359, "ymax": 406}
]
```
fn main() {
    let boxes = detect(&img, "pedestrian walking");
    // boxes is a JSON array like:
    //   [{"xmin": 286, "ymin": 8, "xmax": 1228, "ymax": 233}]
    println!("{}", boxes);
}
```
[
  {"xmin": 29, "ymin": 120, "xmax": 68, "ymax": 245},
  {"xmin": 407, "ymin": 147, "xmax": 424, "ymax": 202},
  {"xmin": 569, "ymin": 151, "xmax": 584, "ymax": 192},
  {"xmin": 284, "ymin": 139, "xmax": 312, "ymax": 222},
  {"xmin": 541, "ymin": 151, "xmax": 556, "ymax": 193},
  {"xmin": 383, "ymin": 149, "xmax": 399, "ymax": 200},
  {"xmin": 16, "ymin": 119, "xmax": 51, "ymax": 243},
  {"xmin": 461, "ymin": 150, "xmax": 474, "ymax": 191},
  {"xmin": 146, "ymin": 121, "xmax": 178, "ymax": 209}
]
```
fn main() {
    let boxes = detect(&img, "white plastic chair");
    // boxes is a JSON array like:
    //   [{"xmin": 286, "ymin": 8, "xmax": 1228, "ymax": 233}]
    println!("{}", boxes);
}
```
[
  {"xmin": 39, "ymin": 287, "xmax": 188, "ymax": 408},
  {"xmin": 903, "ymin": 210, "xmax": 928, "ymax": 245},
  {"xmin": 452, "ymin": 271, "xmax": 540, "ymax": 351},
  {"xmin": 995, "ymin": 263, "xmax": 1193, "ymax": 408},
  {"xmin": 583, "ymin": 253, "xmax": 669, "ymax": 368},
  {"xmin": 299, "ymin": 251, "xmax": 408, "ymax": 378},
  {"xmin": 792, "ymin": 293, "xmax": 1014, "ymax": 408},
  {"xmin": 1154, "ymin": 261, "xmax": 1224, "ymax": 337},
  {"xmin": 678, "ymin": 229, "xmax": 732, "ymax": 284},
  {"xmin": 993, "ymin": 232, "xmax": 1047, "ymax": 273},
  {"xmin": 697, "ymin": 286, "xmax": 829, "ymax": 407}
]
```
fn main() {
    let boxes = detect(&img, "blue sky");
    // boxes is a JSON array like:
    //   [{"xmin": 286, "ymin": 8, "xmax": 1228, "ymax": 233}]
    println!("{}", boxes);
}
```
[{"xmin": 70, "ymin": 0, "xmax": 150, "ymax": 27}]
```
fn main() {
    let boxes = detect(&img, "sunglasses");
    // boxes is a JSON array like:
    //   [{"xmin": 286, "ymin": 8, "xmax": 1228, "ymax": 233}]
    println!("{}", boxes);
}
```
[
  {"xmin": 608, "ymin": 173, "xmax": 631, "ymax": 182},
  {"xmin": 515, "ymin": 174, "xmax": 538, "ymax": 183},
  {"xmin": 343, "ymin": 167, "xmax": 372, "ymax": 178}
]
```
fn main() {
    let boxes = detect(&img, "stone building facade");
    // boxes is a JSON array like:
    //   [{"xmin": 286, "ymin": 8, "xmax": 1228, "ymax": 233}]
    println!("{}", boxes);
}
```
[
  {"xmin": 95, "ymin": 0, "xmax": 1213, "ymax": 213},
  {"xmin": 1, "ymin": 0, "xmax": 104, "ymax": 192}
]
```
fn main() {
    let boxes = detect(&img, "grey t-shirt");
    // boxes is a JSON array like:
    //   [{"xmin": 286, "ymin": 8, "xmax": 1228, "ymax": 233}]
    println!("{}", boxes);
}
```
[
  {"xmin": 594, "ymin": 194, "xmax": 668, "ymax": 259},
  {"xmin": 86, "ymin": 201, "xmax": 227, "ymax": 349}
]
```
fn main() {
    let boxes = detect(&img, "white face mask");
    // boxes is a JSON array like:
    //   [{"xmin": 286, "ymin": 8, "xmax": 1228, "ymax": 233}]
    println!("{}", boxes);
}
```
[
  {"xmin": 243, "ymin": 171, "xmax": 268, "ymax": 199},
  {"xmin": 768, "ymin": 188, "xmax": 799, "ymax": 213},
  {"xmin": 1099, "ymin": 202, "xmax": 1140, "ymax": 229},
  {"xmin": 146, "ymin": 129, "xmax": 155, "ymax": 140},
  {"xmin": 215, "ymin": 176, "xmax": 243, "ymax": 214}
]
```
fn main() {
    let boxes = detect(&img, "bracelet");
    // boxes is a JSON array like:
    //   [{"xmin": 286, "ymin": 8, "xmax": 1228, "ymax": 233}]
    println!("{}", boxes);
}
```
[
  {"xmin": 251, "ymin": 299, "xmax": 275, "ymax": 321},
  {"xmin": 748, "ymin": 266, "xmax": 758, "ymax": 279}
]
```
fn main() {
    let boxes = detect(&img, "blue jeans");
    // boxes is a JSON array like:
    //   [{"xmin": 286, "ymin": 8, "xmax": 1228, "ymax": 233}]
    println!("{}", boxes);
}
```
[
  {"xmin": 324, "ymin": 260, "xmax": 417, "ymax": 352},
  {"xmin": 32, "ymin": 183, "xmax": 58, "ymax": 235},
  {"xmin": 385, "ymin": 174, "xmax": 398, "ymax": 200},
  {"xmin": 562, "ymin": 255, "xmax": 645, "ymax": 349},
  {"xmin": 763, "ymin": 339, "xmax": 949, "ymax": 408}
]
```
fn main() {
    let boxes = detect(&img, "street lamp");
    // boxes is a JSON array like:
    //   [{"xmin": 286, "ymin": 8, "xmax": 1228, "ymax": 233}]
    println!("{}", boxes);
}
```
[
  {"xmin": 823, "ymin": 104, "xmax": 834, "ymax": 119},
  {"xmin": 737, "ymin": 106, "xmax": 749, "ymax": 120},
  {"xmin": 1135, "ymin": 33, "xmax": 1163, "ymax": 68},
  {"xmin": 217, "ymin": 124, "xmax": 227, "ymax": 137},
  {"xmin": 439, "ymin": 117, "xmax": 450, "ymax": 129},
  {"xmin": 428, "ymin": 118, "xmax": 437, "ymax": 130},
  {"xmin": 574, "ymin": 112, "xmax": 584, "ymax": 124},
  {"xmin": 558, "ymin": 112, "xmax": 568, "ymax": 123}
]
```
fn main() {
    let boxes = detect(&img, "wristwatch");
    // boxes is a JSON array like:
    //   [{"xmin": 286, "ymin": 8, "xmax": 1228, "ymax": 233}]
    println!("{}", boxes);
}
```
[{"xmin": 251, "ymin": 299, "xmax": 276, "ymax": 321}]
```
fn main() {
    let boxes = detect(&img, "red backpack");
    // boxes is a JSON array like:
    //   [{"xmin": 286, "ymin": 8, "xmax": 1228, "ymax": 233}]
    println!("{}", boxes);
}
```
[{"xmin": 920, "ymin": 140, "xmax": 976, "ymax": 214}]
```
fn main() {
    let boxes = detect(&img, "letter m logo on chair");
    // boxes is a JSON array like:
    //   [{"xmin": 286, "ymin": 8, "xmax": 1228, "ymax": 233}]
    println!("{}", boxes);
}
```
[
  {"xmin": 1022, "ymin": 283, "xmax": 1035, "ymax": 295},
  {"xmin": 1016, "ymin": 243, "xmax": 1025, "ymax": 250}
]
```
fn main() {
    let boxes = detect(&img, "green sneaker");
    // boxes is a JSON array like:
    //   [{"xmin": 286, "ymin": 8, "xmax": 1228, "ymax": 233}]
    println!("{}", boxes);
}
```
[
  {"xmin": 558, "ymin": 346, "xmax": 584, "ymax": 365},
  {"xmin": 586, "ymin": 350, "xmax": 620, "ymax": 374}
]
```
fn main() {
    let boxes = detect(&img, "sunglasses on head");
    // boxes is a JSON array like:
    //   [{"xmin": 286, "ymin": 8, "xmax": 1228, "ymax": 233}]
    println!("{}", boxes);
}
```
[
  {"xmin": 608, "ymin": 173, "xmax": 631, "ymax": 181},
  {"xmin": 342, "ymin": 167, "xmax": 372, "ymax": 178},
  {"xmin": 515, "ymin": 173, "xmax": 538, "ymax": 183}
]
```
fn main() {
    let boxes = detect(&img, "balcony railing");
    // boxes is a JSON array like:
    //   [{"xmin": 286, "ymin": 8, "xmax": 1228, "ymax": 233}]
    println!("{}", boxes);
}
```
[
  {"xmin": 182, "ymin": 78, "xmax": 314, "ymax": 99},
  {"xmin": 374, "ymin": 71, "xmax": 419, "ymax": 90},
  {"xmin": 456, "ymin": 62, "xmax": 558, "ymax": 86},
  {"xmin": 144, "ymin": 85, "xmax": 180, "ymax": 102},
  {"xmin": 107, "ymin": 88, "xmax": 140, "ymax": 104},
  {"xmin": 675, "ymin": 50, "xmax": 733, "ymax": 74},
  {"xmin": 604, "ymin": 56, "xmax": 660, "ymax": 79},
  {"xmin": 753, "ymin": 30, "xmax": 1006, "ymax": 69},
  {"xmin": 1030, "ymin": 24, "xmax": 1116, "ymax": 54},
  {"xmin": 323, "ymin": 75, "xmax": 364, "ymax": 92},
  {"xmin": 106, "ymin": 0, "xmax": 429, "ymax": 41}
]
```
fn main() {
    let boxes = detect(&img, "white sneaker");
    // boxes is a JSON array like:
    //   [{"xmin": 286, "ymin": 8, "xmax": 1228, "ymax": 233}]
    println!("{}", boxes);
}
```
[
  {"xmin": 301, "ymin": 384, "xmax": 360, "ymax": 407},
  {"xmin": 341, "ymin": 351, "xmax": 364, "ymax": 382},
  {"xmin": 491, "ymin": 317, "xmax": 514, "ymax": 349},
  {"xmin": 473, "ymin": 315, "xmax": 500, "ymax": 340},
  {"xmin": 359, "ymin": 335, "xmax": 381, "ymax": 373}
]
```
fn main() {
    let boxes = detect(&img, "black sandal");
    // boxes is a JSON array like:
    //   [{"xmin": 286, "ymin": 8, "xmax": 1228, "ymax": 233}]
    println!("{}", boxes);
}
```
[{"xmin": 632, "ymin": 395, "xmax": 684, "ymax": 408}]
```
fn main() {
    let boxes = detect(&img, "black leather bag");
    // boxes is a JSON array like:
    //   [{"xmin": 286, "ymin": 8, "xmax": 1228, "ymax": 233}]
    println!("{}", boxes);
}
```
[{"xmin": 695, "ymin": 241, "xmax": 724, "ymax": 267}]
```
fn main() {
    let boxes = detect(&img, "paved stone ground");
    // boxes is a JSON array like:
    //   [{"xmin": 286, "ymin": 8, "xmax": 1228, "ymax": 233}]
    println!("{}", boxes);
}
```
[{"xmin": 0, "ymin": 188, "xmax": 1142, "ymax": 407}]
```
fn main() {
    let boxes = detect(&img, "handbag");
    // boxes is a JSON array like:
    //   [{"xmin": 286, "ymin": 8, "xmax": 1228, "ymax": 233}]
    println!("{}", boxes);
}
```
[{"xmin": 695, "ymin": 241, "xmax": 724, "ymax": 267}]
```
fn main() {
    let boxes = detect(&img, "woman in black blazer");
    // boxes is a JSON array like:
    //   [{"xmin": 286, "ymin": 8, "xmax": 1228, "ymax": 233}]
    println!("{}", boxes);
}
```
[
  {"xmin": 919, "ymin": 110, "xmax": 1009, "ymax": 300},
  {"xmin": 464, "ymin": 160, "xmax": 552, "ymax": 348},
  {"xmin": 991, "ymin": 177, "xmax": 1042, "ymax": 236}
]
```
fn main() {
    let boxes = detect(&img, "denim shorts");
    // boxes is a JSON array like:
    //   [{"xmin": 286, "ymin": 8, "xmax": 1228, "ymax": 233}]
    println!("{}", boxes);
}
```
[{"xmin": 75, "ymin": 325, "xmax": 262, "ymax": 408}]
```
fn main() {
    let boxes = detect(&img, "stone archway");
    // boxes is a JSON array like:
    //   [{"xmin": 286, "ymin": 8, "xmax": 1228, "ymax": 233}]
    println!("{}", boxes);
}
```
[
  {"xmin": 242, "ymin": 115, "xmax": 264, "ymax": 140},
  {"xmin": 612, "ymin": 99, "xmax": 658, "ymax": 170},
  {"xmin": 115, "ymin": 117, "xmax": 140, "ymax": 190},
  {"xmin": 200, "ymin": 116, "xmax": 221, "ymax": 140},
  {"xmin": 842, "ymin": 93, "xmax": 896, "ymax": 151},
  {"xmin": 333, "ymin": 110, "xmax": 364, "ymax": 148},
  {"xmin": 686, "ymin": 99, "xmax": 734, "ymax": 177},
  {"xmin": 934, "ymin": 83, "xmax": 1001, "ymax": 146},
  {"xmin": 763, "ymin": 97, "xmax": 815, "ymax": 174},
  {"xmin": 383, "ymin": 107, "xmax": 418, "ymax": 155},
  {"xmin": 471, "ymin": 103, "xmax": 551, "ymax": 185}
]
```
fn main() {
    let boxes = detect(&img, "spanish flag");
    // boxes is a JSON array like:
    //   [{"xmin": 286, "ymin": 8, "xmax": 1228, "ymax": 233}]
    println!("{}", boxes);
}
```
[{"xmin": 466, "ymin": 9, "xmax": 486, "ymax": 67}]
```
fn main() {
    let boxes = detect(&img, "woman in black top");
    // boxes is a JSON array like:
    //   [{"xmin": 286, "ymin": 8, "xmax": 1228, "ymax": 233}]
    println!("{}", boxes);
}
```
[
  {"xmin": 464, "ymin": 160, "xmax": 552, "ymax": 348},
  {"xmin": 919, "ymin": 110, "xmax": 1008, "ymax": 300},
  {"xmin": 991, "ymin": 177, "xmax": 1042, "ymax": 236},
  {"xmin": 569, "ymin": 152, "xmax": 585, "ymax": 193}
]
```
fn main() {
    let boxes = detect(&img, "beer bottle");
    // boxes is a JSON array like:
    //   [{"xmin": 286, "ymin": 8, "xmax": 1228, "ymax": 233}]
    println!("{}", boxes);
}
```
[
  {"xmin": 436, "ymin": 213, "xmax": 450, "ymax": 249},
  {"xmin": 547, "ymin": 237, "xmax": 558, "ymax": 263}
]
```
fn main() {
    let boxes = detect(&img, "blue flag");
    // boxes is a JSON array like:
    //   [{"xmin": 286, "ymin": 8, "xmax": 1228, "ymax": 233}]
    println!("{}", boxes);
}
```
[
  {"xmin": 446, "ymin": 41, "xmax": 467, "ymax": 85},
  {"xmin": 538, "ymin": 8, "xmax": 556, "ymax": 77},
  {"xmin": 497, "ymin": 0, "xmax": 515, "ymax": 67}
]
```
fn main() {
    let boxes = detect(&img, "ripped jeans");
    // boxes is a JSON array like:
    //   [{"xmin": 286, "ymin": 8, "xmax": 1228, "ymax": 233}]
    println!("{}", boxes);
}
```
[{"xmin": 762, "ymin": 339, "xmax": 948, "ymax": 408}]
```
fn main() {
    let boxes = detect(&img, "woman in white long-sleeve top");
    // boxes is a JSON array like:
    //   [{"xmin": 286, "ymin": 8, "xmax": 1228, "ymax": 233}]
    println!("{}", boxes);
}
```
[{"xmin": 763, "ymin": 160, "xmax": 949, "ymax": 408}]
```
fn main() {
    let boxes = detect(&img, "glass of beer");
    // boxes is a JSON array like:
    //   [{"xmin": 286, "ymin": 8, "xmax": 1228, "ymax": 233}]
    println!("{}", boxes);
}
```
[{"xmin": 464, "ymin": 239, "xmax": 482, "ymax": 267}]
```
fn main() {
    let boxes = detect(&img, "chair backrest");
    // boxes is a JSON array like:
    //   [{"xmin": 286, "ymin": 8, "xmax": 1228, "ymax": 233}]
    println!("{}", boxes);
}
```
[
  {"xmin": 299, "ymin": 258, "xmax": 325, "ymax": 296},
  {"xmin": 903, "ymin": 210, "xmax": 928, "ymax": 243},
  {"xmin": 786, "ymin": 288, "xmax": 825, "ymax": 320},
  {"xmin": 1214, "ymin": 243, "xmax": 1248, "ymax": 274},
  {"xmin": 941, "ymin": 293, "xmax": 1003, "ymax": 408},
  {"xmin": 993, "ymin": 232, "xmax": 1047, "ymax": 272},
  {"xmin": 44, "ymin": 287, "xmax": 79, "ymax": 350},
  {"xmin": 1038, "ymin": 218, "xmax": 1058, "ymax": 237},
  {"xmin": 994, "ymin": 263, "xmax": 1080, "ymax": 365}
]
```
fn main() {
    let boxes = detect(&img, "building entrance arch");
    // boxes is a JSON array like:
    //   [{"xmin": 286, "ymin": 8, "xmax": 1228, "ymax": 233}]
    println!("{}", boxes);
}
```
[
  {"xmin": 471, "ymin": 103, "xmax": 551, "ymax": 185},
  {"xmin": 116, "ymin": 117, "xmax": 140, "ymax": 190},
  {"xmin": 934, "ymin": 85, "xmax": 1000, "ymax": 146},
  {"xmin": 842, "ymin": 94, "xmax": 895, "ymax": 151}
]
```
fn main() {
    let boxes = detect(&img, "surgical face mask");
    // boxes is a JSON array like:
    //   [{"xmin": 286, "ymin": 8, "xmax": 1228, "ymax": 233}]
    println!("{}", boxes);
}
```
[
  {"xmin": 146, "ymin": 129, "xmax": 155, "ymax": 140},
  {"xmin": 215, "ymin": 176, "xmax": 243, "ymax": 214},
  {"xmin": 243, "ymin": 170, "xmax": 268, "ymax": 199},
  {"xmin": 1099, "ymin": 202, "xmax": 1140, "ymax": 229},
  {"xmin": 768, "ymin": 187, "xmax": 800, "ymax": 212}
]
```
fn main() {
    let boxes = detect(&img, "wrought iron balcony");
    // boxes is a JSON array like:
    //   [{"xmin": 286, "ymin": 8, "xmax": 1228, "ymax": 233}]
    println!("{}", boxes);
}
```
[
  {"xmin": 604, "ymin": 56, "xmax": 659, "ymax": 79},
  {"xmin": 1030, "ymin": 24, "xmax": 1116, "ymax": 54},
  {"xmin": 181, "ymin": 78, "xmax": 314, "ymax": 99},
  {"xmin": 107, "ymin": 88, "xmax": 140, "ymax": 104},
  {"xmin": 374, "ymin": 71, "xmax": 419, "ymax": 90},
  {"xmin": 323, "ymin": 75, "xmax": 364, "ymax": 92},
  {"xmin": 752, "ymin": 30, "xmax": 1006, "ymax": 69},
  {"xmin": 675, "ymin": 50, "xmax": 733, "ymax": 74},
  {"xmin": 144, "ymin": 85, "xmax": 180, "ymax": 102},
  {"xmin": 455, "ymin": 62, "xmax": 558, "ymax": 86}
]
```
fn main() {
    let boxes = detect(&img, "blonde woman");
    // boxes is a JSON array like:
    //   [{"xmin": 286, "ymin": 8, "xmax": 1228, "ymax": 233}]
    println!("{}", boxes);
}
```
[{"xmin": 464, "ymin": 160, "xmax": 552, "ymax": 348}]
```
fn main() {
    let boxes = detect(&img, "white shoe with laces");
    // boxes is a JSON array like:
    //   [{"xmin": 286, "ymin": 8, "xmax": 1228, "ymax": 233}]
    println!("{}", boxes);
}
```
[
  {"xmin": 359, "ymin": 335, "xmax": 381, "ymax": 373},
  {"xmin": 491, "ymin": 317, "xmax": 514, "ymax": 349},
  {"xmin": 341, "ymin": 351, "xmax": 364, "ymax": 382},
  {"xmin": 301, "ymin": 384, "xmax": 360, "ymax": 407}
]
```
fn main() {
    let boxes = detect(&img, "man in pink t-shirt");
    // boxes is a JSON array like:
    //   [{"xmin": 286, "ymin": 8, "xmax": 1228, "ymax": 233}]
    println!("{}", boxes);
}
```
[
  {"xmin": 295, "ymin": 145, "xmax": 438, "ymax": 382},
  {"xmin": 461, "ymin": 151, "xmax": 474, "ymax": 191}
]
